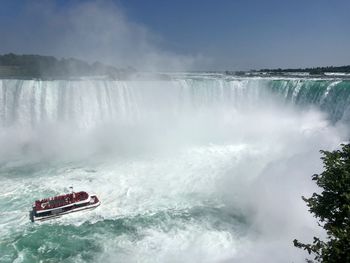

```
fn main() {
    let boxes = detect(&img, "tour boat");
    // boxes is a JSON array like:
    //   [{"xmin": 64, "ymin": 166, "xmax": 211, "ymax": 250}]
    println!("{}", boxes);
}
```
[{"xmin": 30, "ymin": 190, "xmax": 100, "ymax": 222}]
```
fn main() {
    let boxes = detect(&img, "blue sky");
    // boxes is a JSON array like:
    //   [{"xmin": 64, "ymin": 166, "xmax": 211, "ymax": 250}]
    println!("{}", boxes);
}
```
[{"xmin": 0, "ymin": 0, "xmax": 349, "ymax": 70}]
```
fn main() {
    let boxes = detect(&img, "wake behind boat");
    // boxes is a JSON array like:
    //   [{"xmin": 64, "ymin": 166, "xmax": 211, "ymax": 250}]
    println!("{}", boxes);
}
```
[{"xmin": 30, "ymin": 190, "xmax": 100, "ymax": 222}]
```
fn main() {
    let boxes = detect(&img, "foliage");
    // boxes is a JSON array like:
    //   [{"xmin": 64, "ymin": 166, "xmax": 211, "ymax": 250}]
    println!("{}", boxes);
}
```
[
  {"xmin": 293, "ymin": 144, "xmax": 350, "ymax": 262},
  {"xmin": 259, "ymin": 65, "xmax": 350, "ymax": 74},
  {"xmin": 0, "ymin": 53, "xmax": 135, "ymax": 79}
]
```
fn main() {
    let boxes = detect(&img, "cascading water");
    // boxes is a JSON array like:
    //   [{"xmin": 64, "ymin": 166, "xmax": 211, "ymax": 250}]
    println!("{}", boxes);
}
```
[
  {"xmin": 1, "ymin": 77, "xmax": 349, "ymax": 128},
  {"xmin": 0, "ymin": 75, "xmax": 348, "ymax": 262}
]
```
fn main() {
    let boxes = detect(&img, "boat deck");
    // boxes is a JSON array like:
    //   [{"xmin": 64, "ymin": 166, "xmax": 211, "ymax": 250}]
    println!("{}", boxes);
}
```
[{"xmin": 35, "ymin": 191, "xmax": 89, "ymax": 211}]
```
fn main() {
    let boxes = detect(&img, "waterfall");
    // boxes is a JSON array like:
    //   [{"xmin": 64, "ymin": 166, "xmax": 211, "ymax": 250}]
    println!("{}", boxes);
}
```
[{"xmin": 1, "ymin": 77, "xmax": 349, "ymax": 129}]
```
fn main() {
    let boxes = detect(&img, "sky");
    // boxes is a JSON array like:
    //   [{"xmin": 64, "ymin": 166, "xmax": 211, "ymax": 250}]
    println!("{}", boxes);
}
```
[{"xmin": 0, "ymin": 0, "xmax": 349, "ymax": 71}]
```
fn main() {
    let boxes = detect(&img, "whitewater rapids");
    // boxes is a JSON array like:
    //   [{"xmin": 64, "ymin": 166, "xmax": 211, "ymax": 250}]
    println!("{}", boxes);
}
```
[{"xmin": 0, "ymin": 75, "xmax": 349, "ymax": 262}]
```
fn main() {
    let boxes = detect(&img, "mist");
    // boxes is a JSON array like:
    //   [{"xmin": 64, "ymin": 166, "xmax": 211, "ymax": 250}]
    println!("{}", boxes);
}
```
[
  {"xmin": 0, "ymin": 0, "xmax": 203, "ymax": 71},
  {"xmin": 0, "ymin": 77, "xmax": 348, "ymax": 262}
]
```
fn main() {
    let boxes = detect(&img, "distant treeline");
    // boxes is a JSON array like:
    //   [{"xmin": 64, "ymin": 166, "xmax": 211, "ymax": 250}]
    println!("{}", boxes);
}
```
[
  {"xmin": 0, "ymin": 53, "xmax": 135, "ymax": 79},
  {"xmin": 259, "ymin": 65, "xmax": 350, "ymax": 75}
]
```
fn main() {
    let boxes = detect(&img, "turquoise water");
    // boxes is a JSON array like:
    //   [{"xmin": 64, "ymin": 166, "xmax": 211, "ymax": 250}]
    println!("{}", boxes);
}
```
[{"xmin": 0, "ymin": 76, "xmax": 348, "ymax": 262}]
